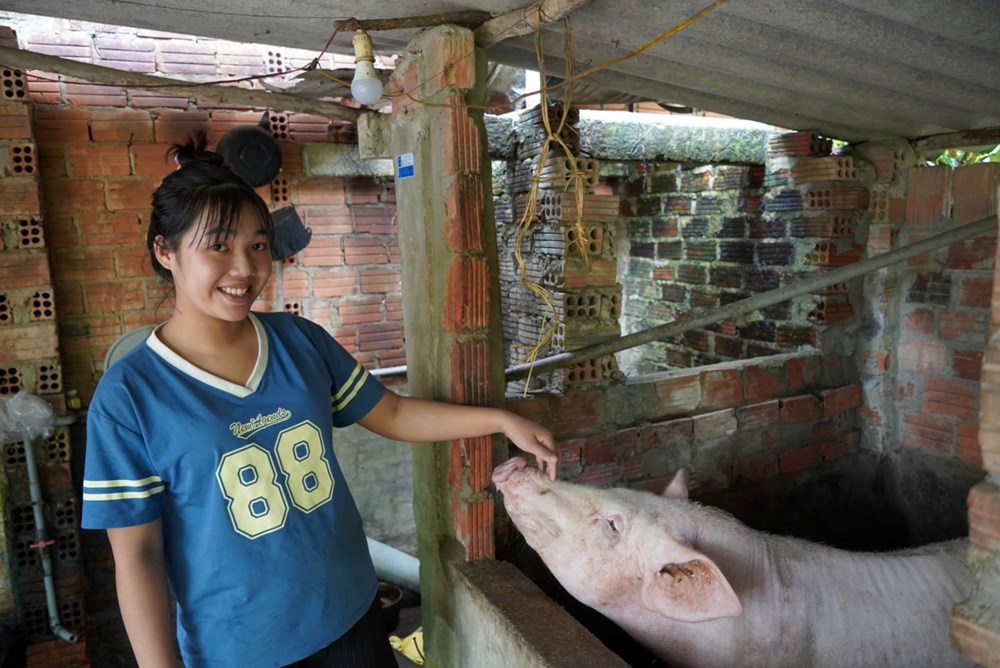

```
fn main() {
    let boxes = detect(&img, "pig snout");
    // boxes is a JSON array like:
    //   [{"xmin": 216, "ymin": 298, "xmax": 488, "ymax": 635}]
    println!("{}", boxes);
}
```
[{"xmin": 492, "ymin": 456, "xmax": 528, "ymax": 485}]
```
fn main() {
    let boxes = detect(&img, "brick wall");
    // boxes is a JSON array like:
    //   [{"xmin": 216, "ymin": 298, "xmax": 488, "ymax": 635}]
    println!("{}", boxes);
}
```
[
  {"xmin": 0, "ymin": 53, "xmax": 89, "ymax": 666},
  {"xmin": 894, "ymin": 163, "xmax": 997, "ymax": 468},
  {"xmin": 507, "ymin": 350, "xmax": 861, "ymax": 501},
  {"xmin": 951, "ymin": 179, "xmax": 1000, "ymax": 666},
  {"xmin": 613, "ymin": 132, "xmax": 877, "ymax": 375},
  {"xmin": 0, "ymin": 15, "xmax": 404, "ymax": 666}
]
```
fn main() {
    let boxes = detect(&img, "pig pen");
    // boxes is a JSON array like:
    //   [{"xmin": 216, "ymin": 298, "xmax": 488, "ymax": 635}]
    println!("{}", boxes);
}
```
[{"xmin": 498, "ymin": 352, "xmax": 984, "ymax": 667}]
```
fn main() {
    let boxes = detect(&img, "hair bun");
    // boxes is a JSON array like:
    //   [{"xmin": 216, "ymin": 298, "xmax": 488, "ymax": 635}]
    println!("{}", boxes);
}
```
[{"xmin": 168, "ymin": 129, "xmax": 224, "ymax": 168}]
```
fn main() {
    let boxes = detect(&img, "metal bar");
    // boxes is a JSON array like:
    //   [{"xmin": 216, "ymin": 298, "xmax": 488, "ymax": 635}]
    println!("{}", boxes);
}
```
[{"xmin": 505, "ymin": 215, "xmax": 997, "ymax": 380}]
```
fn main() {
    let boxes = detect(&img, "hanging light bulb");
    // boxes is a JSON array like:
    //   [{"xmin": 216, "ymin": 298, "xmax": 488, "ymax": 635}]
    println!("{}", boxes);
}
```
[{"xmin": 351, "ymin": 29, "xmax": 383, "ymax": 107}]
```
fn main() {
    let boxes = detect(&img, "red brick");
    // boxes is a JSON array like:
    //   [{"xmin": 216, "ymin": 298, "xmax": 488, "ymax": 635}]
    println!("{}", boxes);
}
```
[
  {"xmin": 939, "ymin": 308, "xmax": 988, "ymax": 343},
  {"xmin": 905, "ymin": 166, "xmax": 951, "ymax": 226},
  {"xmin": 922, "ymin": 378, "xmax": 977, "ymax": 422},
  {"xmin": 735, "ymin": 400, "xmax": 780, "ymax": 431},
  {"xmin": 581, "ymin": 429, "xmax": 638, "ymax": 466},
  {"xmin": 743, "ymin": 362, "xmax": 786, "ymax": 401},
  {"xmin": 902, "ymin": 412, "xmax": 954, "ymax": 454},
  {"xmin": 692, "ymin": 409, "xmax": 737, "ymax": 440},
  {"xmin": 154, "ymin": 111, "xmax": 211, "ymax": 144},
  {"xmin": 131, "ymin": 143, "xmax": 174, "ymax": 178},
  {"xmin": 779, "ymin": 394, "xmax": 822, "ymax": 424},
  {"xmin": 779, "ymin": 443, "xmax": 822, "ymax": 474},
  {"xmin": 339, "ymin": 296, "xmax": 385, "ymax": 325},
  {"xmin": 903, "ymin": 307, "xmax": 935, "ymax": 335},
  {"xmin": 820, "ymin": 384, "xmax": 861, "ymax": 416},
  {"xmin": 33, "ymin": 106, "xmax": 90, "ymax": 143},
  {"xmin": 574, "ymin": 461, "xmax": 622, "ymax": 486},
  {"xmin": 105, "ymin": 176, "xmax": 160, "ymax": 210},
  {"xmin": 947, "ymin": 236, "xmax": 996, "ymax": 270},
  {"xmin": 700, "ymin": 368, "xmax": 742, "ymax": 409},
  {"xmin": 551, "ymin": 391, "xmax": 600, "ymax": 436},
  {"xmin": 114, "ymin": 244, "xmax": 153, "ymax": 278},
  {"xmin": 357, "ymin": 321, "xmax": 403, "ymax": 352},
  {"xmin": 953, "ymin": 348, "xmax": 984, "ymax": 381},
  {"xmin": 819, "ymin": 430, "xmax": 859, "ymax": 462},
  {"xmin": 0, "ymin": 323, "xmax": 59, "ymax": 359},
  {"xmin": 84, "ymin": 280, "xmax": 146, "ymax": 313},
  {"xmin": 343, "ymin": 237, "xmax": 388, "ymax": 265},
  {"xmin": 952, "ymin": 163, "xmax": 1000, "ymax": 225},
  {"xmin": 654, "ymin": 373, "xmax": 701, "ymax": 417},
  {"xmin": 968, "ymin": 482, "xmax": 1000, "ymax": 551},
  {"xmin": 896, "ymin": 339, "xmax": 949, "ymax": 375},
  {"xmin": 313, "ymin": 269, "xmax": 358, "ymax": 297},
  {"xmin": 958, "ymin": 424, "xmax": 981, "ymax": 466},
  {"xmin": 300, "ymin": 238, "xmax": 343, "ymax": 267},
  {"xmin": 0, "ymin": 177, "xmax": 41, "ymax": 214},
  {"xmin": 67, "ymin": 143, "xmax": 131, "ymax": 177},
  {"xmin": 288, "ymin": 113, "xmax": 332, "ymax": 143},
  {"xmin": 36, "ymin": 143, "xmax": 67, "ymax": 177},
  {"xmin": 958, "ymin": 276, "xmax": 994, "ymax": 308},
  {"xmin": 353, "ymin": 207, "xmax": 396, "ymax": 235},
  {"xmin": 302, "ymin": 208, "xmax": 352, "ymax": 235},
  {"xmin": 443, "ymin": 256, "xmax": 489, "ymax": 333},
  {"xmin": 48, "ymin": 245, "xmax": 116, "ymax": 281},
  {"xmin": 0, "ymin": 105, "xmax": 32, "ymax": 139},
  {"xmin": 75, "ymin": 211, "xmax": 144, "ymax": 246},
  {"xmin": 64, "ymin": 79, "xmax": 128, "ymax": 107},
  {"xmin": 636, "ymin": 416, "xmax": 693, "ymax": 451},
  {"xmin": 127, "ymin": 90, "xmax": 193, "ymax": 109},
  {"xmin": 297, "ymin": 178, "xmax": 347, "ymax": 206},
  {"xmin": 90, "ymin": 109, "xmax": 154, "ymax": 142}
]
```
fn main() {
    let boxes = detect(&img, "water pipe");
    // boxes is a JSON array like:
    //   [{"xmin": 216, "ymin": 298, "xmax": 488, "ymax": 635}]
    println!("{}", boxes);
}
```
[
  {"xmin": 367, "ymin": 537, "xmax": 420, "ymax": 593},
  {"xmin": 21, "ymin": 421, "xmax": 78, "ymax": 643}
]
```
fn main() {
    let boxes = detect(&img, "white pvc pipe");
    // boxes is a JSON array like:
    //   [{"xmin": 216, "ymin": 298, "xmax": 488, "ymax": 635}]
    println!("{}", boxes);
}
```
[
  {"xmin": 22, "ymin": 431, "xmax": 78, "ymax": 643},
  {"xmin": 366, "ymin": 537, "xmax": 420, "ymax": 593}
]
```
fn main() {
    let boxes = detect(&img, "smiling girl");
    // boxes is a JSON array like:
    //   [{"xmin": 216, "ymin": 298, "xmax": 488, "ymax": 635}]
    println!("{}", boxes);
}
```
[{"xmin": 80, "ymin": 133, "xmax": 559, "ymax": 668}]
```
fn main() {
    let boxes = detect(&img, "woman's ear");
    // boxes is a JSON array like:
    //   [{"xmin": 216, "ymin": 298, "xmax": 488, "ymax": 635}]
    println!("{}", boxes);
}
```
[{"xmin": 153, "ymin": 235, "xmax": 173, "ymax": 271}]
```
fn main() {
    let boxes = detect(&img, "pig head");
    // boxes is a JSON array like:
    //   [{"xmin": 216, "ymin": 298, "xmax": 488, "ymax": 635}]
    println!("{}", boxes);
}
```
[{"xmin": 492, "ymin": 457, "xmax": 975, "ymax": 668}]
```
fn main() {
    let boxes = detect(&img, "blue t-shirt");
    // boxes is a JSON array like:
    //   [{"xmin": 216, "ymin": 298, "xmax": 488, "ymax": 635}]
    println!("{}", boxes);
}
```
[{"xmin": 81, "ymin": 312, "xmax": 386, "ymax": 667}]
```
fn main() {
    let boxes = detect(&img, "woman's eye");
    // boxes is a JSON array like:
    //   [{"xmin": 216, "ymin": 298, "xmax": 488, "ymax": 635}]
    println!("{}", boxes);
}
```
[
  {"xmin": 252, "ymin": 242, "xmax": 268, "ymax": 252},
  {"xmin": 208, "ymin": 242, "xmax": 228, "ymax": 252}
]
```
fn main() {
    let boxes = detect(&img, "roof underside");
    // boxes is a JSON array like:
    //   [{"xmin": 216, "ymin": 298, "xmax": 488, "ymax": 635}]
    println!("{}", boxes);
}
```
[{"xmin": 2, "ymin": 0, "xmax": 999, "ymax": 143}]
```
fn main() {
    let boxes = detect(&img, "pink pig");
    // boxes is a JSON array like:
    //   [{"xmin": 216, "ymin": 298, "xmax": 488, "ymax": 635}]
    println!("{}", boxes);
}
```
[{"xmin": 492, "ymin": 456, "xmax": 975, "ymax": 668}]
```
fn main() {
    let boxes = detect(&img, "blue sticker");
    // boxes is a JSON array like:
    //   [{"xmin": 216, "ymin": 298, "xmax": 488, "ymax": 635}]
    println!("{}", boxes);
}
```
[{"xmin": 397, "ymin": 152, "xmax": 414, "ymax": 179}]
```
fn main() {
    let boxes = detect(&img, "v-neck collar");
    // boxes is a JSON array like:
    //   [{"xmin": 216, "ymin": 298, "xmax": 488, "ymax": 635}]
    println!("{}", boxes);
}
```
[{"xmin": 146, "ymin": 313, "xmax": 269, "ymax": 398}]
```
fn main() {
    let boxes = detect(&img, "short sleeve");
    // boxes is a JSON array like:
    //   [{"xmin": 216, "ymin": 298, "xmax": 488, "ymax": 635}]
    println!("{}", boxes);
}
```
[
  {"xmin": 323, "ymin": 337, "xmax": 386, "ymax": 427},
  {"xmin": 80, "ymin": 399, "xmax": 164, "ymax": 530}
]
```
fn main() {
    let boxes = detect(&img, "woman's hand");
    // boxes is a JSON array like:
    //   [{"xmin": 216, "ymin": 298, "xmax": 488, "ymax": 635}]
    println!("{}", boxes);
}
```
[{"xmin": 500, "ymin": 412, "xmax": 559, "ymax": 481}]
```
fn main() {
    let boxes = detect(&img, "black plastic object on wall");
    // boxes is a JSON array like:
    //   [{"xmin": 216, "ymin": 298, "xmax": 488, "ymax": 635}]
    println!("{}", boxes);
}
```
[
  {"xmin": 270, "ymin": 206, "xmax": 312, "ymax": 260},
  {"xmin": 215, "ymin": 112, "xmax": 282, "ymax": 187}
]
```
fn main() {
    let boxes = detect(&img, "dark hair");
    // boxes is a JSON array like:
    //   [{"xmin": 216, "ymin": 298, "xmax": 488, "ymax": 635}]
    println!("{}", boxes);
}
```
[{"xmin": 147, "ymin": 130, "xmax": 274, "ymax": 282}]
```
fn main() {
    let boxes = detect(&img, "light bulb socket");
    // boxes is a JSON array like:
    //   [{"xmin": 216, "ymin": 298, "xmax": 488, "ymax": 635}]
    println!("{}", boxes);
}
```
[{"xmin": 352, "ymin": 29, "xmax": 375, "ymax": 64}]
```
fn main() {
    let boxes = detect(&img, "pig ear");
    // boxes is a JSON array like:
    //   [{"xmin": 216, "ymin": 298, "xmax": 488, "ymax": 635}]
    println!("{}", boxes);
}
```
[
  {"xmin": 662, "ymin": 469, "xmax": 689, "ymax": 500},
  {"xmin": 641, "ymin": 551, "xmax": 742, "ymax": 622}
]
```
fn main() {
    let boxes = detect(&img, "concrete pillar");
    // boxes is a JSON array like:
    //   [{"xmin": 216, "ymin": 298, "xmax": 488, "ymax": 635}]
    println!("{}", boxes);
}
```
[{"xmin": 385, "ymin": 24, "xmax": 504, "ymax": 665}]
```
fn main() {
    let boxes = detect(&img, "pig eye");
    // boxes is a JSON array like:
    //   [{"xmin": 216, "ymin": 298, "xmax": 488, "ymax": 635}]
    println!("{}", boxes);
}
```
[{"xmin": 605, "ymin": 518, "xmax": 619, "ymax": 533}]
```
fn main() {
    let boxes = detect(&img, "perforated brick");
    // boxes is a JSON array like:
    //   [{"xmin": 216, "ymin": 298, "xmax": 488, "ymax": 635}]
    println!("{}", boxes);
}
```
[
  {"xmin": 29, "ymin": 290, "xmax": 55, "ymax": 321},
  {"xmin": 271, "ymin": 177, "xmax": 291, "ymax": 205},
  {"xmin": 8, "ymin": 142, "xmax": 35, "ymax": 176},
  {"xmin": 44, "ymin": 427, "xmax": 71, "ymax": 464},
  {"xmin": 35, "ymin": 363, "xmax": 61, "ymax": 394},
  {"xmin": 17, "ymin": 217, "xmax": 45, "ymax": 248},
  {"xmin": 269, "ymin": 111, "xmax": 289, "ymax": 140},
  {"xmin": 0, "ymin": 294, "xmax": 11, "ymax": 324},
  {"xmin": 283, "ymin": 301, "xmax": 301, "ymax": 316},
  {"xmin": 0, "ymin": 367, "xmax": 22, "ymax": 396},
  {"xmin": 1, "ymin": 67, "xmax": 28, "ymax": 101}
]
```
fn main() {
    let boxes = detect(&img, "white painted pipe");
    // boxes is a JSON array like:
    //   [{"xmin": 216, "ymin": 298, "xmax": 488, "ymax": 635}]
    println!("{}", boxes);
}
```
[
  {"xmin": 366, "ymin": 537, "xmax": 420, "ymax": 593},
  {"xmin": 22, "ymin": 431, "xmax": 78, "ymax": 643}
]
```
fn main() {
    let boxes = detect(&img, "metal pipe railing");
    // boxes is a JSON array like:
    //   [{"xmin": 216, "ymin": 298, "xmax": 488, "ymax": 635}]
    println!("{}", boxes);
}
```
[{"xmin": 505, "ymin": 215, "xmax": 997, "ymax": 380}]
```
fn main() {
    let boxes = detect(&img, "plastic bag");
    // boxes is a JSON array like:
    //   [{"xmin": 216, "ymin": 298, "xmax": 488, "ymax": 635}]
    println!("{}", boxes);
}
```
[{"xmin": 0, "ymin": 391, "xmax": 56, "ymax": 443}]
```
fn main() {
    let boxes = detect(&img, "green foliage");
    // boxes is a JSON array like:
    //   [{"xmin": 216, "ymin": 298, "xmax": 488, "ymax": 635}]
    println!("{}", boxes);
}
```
[{"xmin": 927, "ymin": 144, "xmax": 1000, "ymax": 167}]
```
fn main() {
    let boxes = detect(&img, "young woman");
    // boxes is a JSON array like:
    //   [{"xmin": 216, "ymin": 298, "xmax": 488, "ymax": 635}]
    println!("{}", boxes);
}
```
[{"xmin": 80, "ymin": 134, "xmax": 559, "ymax": 668}]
